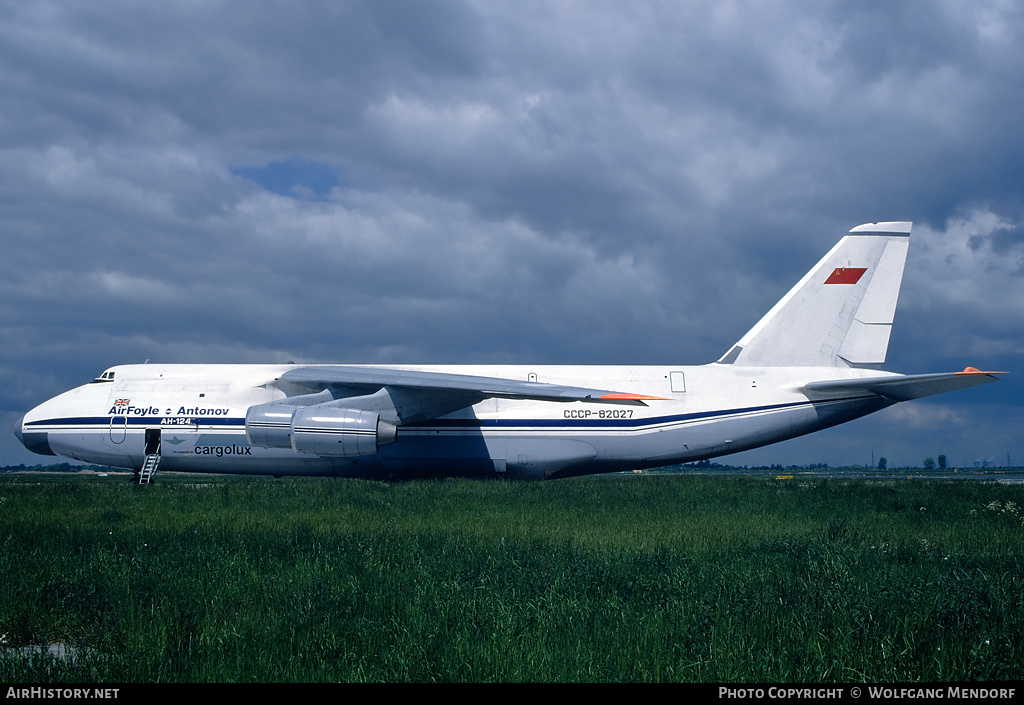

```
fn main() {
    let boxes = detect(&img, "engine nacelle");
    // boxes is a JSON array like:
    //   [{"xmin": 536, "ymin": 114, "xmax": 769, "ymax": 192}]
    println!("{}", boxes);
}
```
[
  {"xmin": 245, "ymin": 390, "xmax": 332, "ymax": 449},
  {"xmin": 290, "ymin": 406, "xmax": 398, "ymax": 457},
  {"xmin": 246, "ymin": 390, "xmax": 398, "ymax": 457},
  {"xmin": 246, "ymin": 405, "xmax": 300, "ymax": 449}
]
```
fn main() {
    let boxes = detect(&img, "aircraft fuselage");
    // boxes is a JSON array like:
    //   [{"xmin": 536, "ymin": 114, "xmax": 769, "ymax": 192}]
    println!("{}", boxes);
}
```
[
  {"xmin": 15, "ymin": 223, "xmax": 1001, "ymax": 480},
  {"xmin": 17, "ymin": 362, "xmax": 894, "ymax": 480}
]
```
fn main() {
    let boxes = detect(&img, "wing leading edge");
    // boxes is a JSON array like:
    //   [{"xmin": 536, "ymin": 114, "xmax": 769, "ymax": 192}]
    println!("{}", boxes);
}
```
[{"xmin": 280, "ymin": 366, "xmax": 668, "ymax": 405}]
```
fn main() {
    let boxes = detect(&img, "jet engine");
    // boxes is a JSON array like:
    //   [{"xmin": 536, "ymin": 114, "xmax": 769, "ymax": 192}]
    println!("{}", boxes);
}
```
[
  {"xmin": 246, "ymin": 396, "xmax": 398, "ymax": 457},
  {"xmin": 290, "ymin": 405, "xmax": 397, "ymax": 457},
  {"xmin": 245, "ymin": 391, "xmax": 331, "ymax": 449}
]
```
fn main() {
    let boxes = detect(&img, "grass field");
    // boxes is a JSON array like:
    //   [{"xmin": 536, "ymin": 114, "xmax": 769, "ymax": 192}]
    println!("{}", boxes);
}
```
[{"xmin": 1, "ymin": 472, "xmax": 1022, "ymax": 682}]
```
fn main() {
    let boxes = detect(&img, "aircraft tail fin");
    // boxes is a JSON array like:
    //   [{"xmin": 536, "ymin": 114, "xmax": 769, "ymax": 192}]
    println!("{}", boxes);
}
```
[{"xmin": 719, "ymin": 222, "xmax": 912, "ymax": 367}]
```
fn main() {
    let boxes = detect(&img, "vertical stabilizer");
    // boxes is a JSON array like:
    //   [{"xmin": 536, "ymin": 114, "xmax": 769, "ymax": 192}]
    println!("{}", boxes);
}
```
[{"xmin": 719, "ymin": 222, "xmax": 911, "ymax": 367}]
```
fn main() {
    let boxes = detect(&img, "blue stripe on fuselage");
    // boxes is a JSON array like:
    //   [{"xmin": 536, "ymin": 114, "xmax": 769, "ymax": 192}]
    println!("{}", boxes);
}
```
[
  {"xmin": 24, "ymin": 397, "xmax": 862, "ymax": 433},
  {"xmin": 408, "ymin": 399, "xmax": 820, "ymax": 429},
  {"xmin": 24, "ymin": 416, "xmax": 243, "ymax": 428}
]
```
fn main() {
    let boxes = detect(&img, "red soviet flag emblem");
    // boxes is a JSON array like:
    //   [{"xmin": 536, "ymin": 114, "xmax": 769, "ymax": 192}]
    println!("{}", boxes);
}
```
[{"xmin": 824, "ymin": 267, "xmax": 867, "ymax": 284}]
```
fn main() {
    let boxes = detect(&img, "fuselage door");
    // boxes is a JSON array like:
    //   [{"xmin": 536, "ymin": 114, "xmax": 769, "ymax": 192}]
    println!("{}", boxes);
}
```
[
  {"xmin": 670, "ymin": 371, "xmax": 686, "ymax": 394},
  {"xmin": 145, "ymin": 428, "xmax": 161, "ymax": 455},
  {"xmin": 109, "ymin": 415, "xmax": 127, "ymax": 444}
]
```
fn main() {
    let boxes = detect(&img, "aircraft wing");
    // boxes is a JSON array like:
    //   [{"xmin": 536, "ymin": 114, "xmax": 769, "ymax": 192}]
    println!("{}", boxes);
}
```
[
  {"xmin": 802, "ymin": 368, "xmax": 1003, "ymax": 402},
  {"xmin": 280, "ymin": 366, "xmax": 666, "ymax": 405}
]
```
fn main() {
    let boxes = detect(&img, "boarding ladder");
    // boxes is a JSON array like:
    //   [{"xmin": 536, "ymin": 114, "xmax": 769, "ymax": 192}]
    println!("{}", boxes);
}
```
[{"xmin": 138, "ymin": 453, "xmax": 160, "ymax": 485}]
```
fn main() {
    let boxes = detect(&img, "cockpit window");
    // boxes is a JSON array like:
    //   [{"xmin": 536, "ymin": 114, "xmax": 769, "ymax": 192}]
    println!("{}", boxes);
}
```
[{"xmin": 92, "ymin": 370, "xmax": 115, "ymax": 383}]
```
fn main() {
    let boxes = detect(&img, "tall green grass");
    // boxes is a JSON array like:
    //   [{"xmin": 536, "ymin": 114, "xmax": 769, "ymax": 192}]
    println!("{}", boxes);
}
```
[{"xmin": 1, "ymin": 474, "xmax": 1022, "ymax": 682}]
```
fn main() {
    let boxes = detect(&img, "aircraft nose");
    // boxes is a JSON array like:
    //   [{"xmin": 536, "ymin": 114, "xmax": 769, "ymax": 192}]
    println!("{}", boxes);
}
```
[{"xmin": 13, "ymin": 411, "xmax": 56, "ymax": 456}]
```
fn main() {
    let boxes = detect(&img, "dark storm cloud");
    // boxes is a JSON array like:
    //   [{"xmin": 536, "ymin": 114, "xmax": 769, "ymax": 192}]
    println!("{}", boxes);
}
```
[{"xmin": 2, "ymin": 0, "xmax": 1021, "ymax": 467}]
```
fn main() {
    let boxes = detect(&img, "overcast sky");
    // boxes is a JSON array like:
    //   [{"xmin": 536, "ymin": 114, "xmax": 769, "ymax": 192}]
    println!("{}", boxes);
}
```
[{"xmin": 2, "ymin": 1, "xmax": 1022, "ymax": 469}]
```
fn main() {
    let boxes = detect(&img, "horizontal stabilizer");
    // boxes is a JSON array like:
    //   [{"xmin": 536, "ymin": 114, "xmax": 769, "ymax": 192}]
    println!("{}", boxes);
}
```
[
  {"xmin": 802, "ymin": 368, "xmax": 1004, "ymax": 402},
  {"xmin": 281, "ymin": 366, "xmax": 667, "ymax": 405}
]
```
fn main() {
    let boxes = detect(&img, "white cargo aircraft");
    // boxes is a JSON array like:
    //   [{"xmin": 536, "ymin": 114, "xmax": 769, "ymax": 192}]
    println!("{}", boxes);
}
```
[{"xmin": 15, "ymin": 222, "xmax": 1002, "ymax": 480}]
